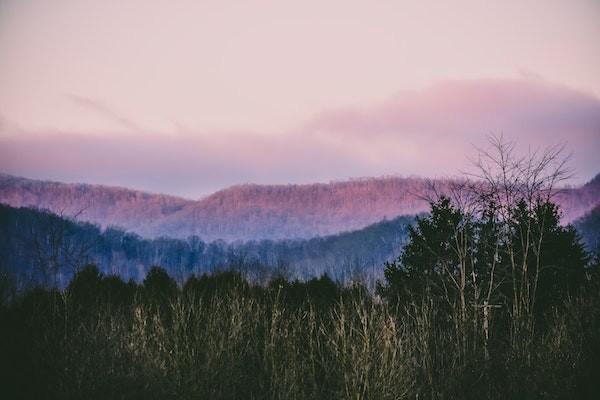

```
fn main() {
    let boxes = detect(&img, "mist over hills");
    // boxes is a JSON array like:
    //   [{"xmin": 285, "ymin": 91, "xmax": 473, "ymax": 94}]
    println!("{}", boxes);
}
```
[
  {"xmin": 0, "ymin": 173, "xmax": 598, "ymax": 242},
  {"xmin": 1, "ymin": 199, "xmax": 598, "ymax": 289},
  {"xmin": 0, "ymin": 203, "xmax": 414, "ymax": 287}
]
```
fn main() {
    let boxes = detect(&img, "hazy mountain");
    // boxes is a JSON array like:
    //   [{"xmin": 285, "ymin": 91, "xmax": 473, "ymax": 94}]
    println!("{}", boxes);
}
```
[
  {"xmin": 1, "ymin": 173, "xmax": 598, "ymax": 241},
  {"xmin": 0, "ymin": 203, "xmax": 414, "ymax": 288},
  {"xmin": 2, "ymin": 200, "xmax": 597, "ymax": 290},
  {"xmin": 0, "ymin": 173, "xmax": 188, "ymax": 233}
]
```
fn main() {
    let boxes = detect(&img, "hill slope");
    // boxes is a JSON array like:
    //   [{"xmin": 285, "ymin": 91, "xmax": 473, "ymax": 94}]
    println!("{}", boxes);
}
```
[
  {"xmin": 1, "ymin": 173, "xmax": 598, "ymax": 241},
  {"xmin": 574, "ymin": 205, "xmax": 600, "ymax": 252},
  {"xmin": 0, "ymin": 204, "xmax": 414, "ymax": 287}
]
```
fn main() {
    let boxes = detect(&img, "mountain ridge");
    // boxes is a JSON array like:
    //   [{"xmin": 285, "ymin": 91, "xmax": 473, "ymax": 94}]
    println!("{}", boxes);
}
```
[{"xmin": 1, "ymin": 173, "xmax": 598, "ymax": 241}]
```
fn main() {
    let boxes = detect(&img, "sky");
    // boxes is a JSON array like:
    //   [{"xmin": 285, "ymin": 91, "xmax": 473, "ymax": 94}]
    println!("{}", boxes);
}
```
[{"xmin": 0, "ymin": 0, "xmax": 599, "ymax": 198}]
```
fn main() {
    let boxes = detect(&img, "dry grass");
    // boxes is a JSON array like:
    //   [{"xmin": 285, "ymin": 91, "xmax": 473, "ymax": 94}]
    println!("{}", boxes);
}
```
[{"xmin": 1, "ymin": 278, "xmax": 598, "ymax": 400}]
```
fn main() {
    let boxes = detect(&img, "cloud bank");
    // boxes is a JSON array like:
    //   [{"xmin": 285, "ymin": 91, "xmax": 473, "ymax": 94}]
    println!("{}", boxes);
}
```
[{"xmin": 1, "ymin": 78, "xmax": 599, "ymax": 197}]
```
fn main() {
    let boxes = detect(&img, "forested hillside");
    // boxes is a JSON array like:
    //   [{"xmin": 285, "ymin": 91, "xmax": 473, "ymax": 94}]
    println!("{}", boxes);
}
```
[
  {"xmin": 575, "ymin": 205, "xmax": 600, "ymax": 252},
  {"xmin": 3, "ymin": 200, "xmax": 599, "ymax": 292},
  {"xmin": 0, "ymin": 173, "xmax": 188, "ymax": 234},
  {"xmin": 2, "ymin": 173, "xmax": 597, "ymax": 241},
  {"xmin": 0, "ymin": 204, "xmax": 414, "ymax": 289}
]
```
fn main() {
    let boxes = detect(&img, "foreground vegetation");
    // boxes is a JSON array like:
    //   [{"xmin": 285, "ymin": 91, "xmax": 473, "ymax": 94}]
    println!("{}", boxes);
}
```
[{"xmin": 0, "ymin": 264, "xmax": 598, "ymax": 400}]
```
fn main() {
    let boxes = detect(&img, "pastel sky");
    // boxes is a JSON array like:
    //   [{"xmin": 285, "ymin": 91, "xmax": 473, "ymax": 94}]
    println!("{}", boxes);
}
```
[{"xmin": 0, "ymin": 0, "xmax": 599, "ymax": 197}]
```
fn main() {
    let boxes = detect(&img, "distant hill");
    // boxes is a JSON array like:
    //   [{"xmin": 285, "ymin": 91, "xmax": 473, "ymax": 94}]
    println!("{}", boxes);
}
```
[
  {"xmin": 2, "ymin": 200, "xmax": 597, "ymax": 289},
  {"xmin": 1, "ymin": 173, "xmax": 598, "ymax": 241},
  {"xmin": 0, "ymin": 203, "xmax": 414, "ymax": 287},
  {"xmin": 574, "ymin": 205, "xmax": 600, "ymax": 252},
  {"xmin": 0, "ymin": 173, "xmax": 188, "ymax": 234},
  {"xmin": 552, "ymin": 174, "xmax": 600, "ymax": 224}
]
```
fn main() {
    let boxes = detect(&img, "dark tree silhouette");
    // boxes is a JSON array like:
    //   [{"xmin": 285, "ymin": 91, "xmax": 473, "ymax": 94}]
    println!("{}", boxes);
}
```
[
  {"xmin": 143, "ymin": 266, "xmax": 178, "ymax": 301},
  {"xmin": 67, "ymin": 264, "xmax": 103, "ymax": 308}
]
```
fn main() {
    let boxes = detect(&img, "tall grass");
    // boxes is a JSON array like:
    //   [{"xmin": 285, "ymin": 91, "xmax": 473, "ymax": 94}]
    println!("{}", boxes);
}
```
[{"xmin": 0, "ymin": 272, "xmax": 598, "ymax": 399}]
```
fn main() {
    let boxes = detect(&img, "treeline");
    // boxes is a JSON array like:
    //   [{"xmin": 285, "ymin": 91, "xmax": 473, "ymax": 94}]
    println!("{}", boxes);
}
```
[{"xmin": 0, "ymin": 203, "xmax": 414, "ymax": 293}]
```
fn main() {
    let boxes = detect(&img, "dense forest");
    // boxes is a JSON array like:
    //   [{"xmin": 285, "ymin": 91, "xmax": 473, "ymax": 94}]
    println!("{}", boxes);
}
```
[
  {"xmin": 0, "ymin": 203, "xmax": 414, "ymax": 293},
  {"xmin": 2, "ymin": 196, "xmax": 598, "ymax": 296}
]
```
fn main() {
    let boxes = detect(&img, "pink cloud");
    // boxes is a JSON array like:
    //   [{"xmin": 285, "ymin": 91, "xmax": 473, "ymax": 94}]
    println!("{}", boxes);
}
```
[
  {"xmin": 1, "ymin": 79, "xmax": 598, "ymax": 197},
  {"xmin": 308, "ymin": 79, "xmax": 600, "ymax": 139}
]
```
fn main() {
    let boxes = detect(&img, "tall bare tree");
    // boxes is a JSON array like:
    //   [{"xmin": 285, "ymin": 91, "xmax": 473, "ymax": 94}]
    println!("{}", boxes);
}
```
[{"xmin": 467, "ymin": 134, "xmax": 572, "ymax": 342}]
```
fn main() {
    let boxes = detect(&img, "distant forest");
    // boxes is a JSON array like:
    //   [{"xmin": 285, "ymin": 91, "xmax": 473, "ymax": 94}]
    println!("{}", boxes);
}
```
[
  {"xmin": 2, "ymin": 200, "xmax": 599, "ymax": 297},
  {"xmin": 575, "ymin": 205, "xmax": 600, "ymax": 251},
  {"xmin": 0, "ymin": 204, "xmax": 415, "ymax": 292},
  {"xmin": 2, "ymin": 172, "xmax": 598, "ymax": 241}
]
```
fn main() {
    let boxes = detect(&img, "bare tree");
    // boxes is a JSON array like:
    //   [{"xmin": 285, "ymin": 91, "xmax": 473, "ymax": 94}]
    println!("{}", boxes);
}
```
[
  {"xmin": 411, "ymin": 134, "xmax": 572, "ymax": 357},
  {"xmin": 467, "ymin": 134, "xmax": 571, "ymax": 342}
]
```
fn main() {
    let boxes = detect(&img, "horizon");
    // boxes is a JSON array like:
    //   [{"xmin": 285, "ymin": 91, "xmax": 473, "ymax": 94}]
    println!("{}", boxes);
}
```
[{"xmin": 2, "ymin": 167, "xmax": 598, "ymax": 202}]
